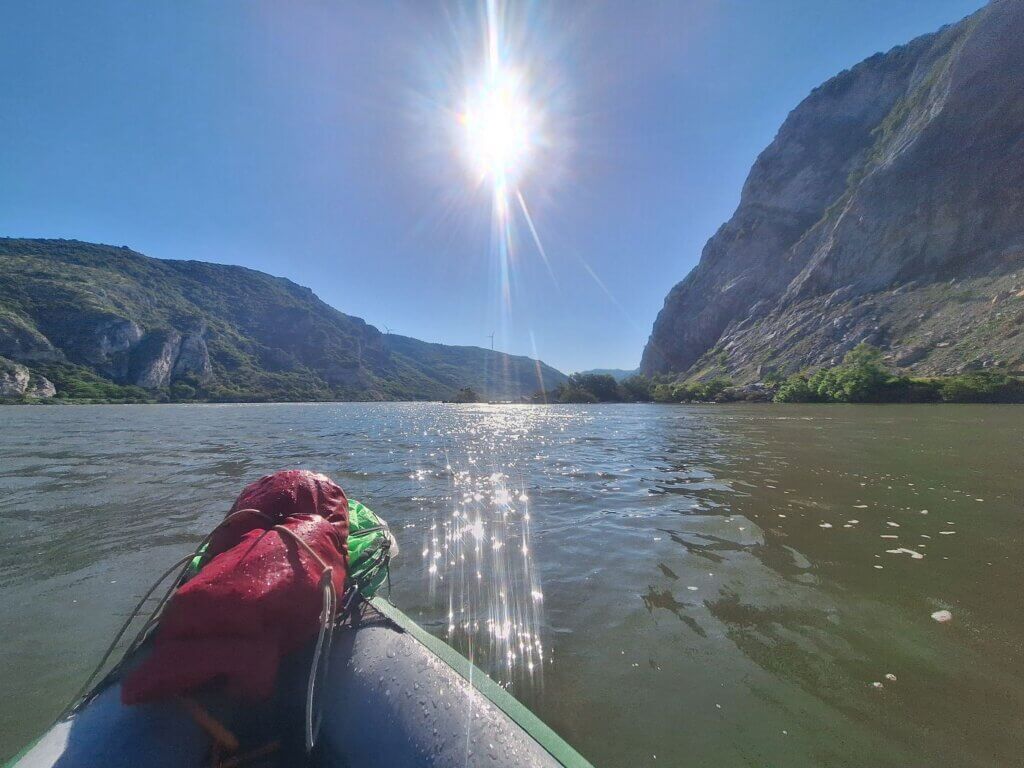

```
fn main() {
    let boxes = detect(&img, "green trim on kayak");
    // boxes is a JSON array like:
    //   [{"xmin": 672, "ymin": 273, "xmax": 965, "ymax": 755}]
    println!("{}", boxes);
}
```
[
  {"xmin": 3, "ymin": 736, "xmax": 41, "ymax": 768},
  {"xmin": 369, "ymin": 596, "xmax": 593, "ymax": 768}
]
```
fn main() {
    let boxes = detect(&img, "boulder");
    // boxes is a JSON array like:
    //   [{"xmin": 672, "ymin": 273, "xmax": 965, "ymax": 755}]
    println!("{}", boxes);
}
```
[
  {"xmin": 0, "ymin": 357, "xmax": 56, "ymax": 398},
  {"xmin": 29, "ymin": 375, "xmax": 56, "ymax": 398},
  {"xmin": 0, "ymin": 359, "xmax": 30, "ymax": 397}
]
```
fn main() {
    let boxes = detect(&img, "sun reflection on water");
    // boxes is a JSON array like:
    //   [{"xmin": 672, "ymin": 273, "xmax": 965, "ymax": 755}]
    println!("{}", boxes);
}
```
[{"xmin": 419, "ymin": 407, "xmax": 548, "ymax": 689}]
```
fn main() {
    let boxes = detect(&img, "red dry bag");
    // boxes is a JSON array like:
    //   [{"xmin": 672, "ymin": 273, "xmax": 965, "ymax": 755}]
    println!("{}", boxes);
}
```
[{"xmin": 122, "ymin": 470, "xmax": 349, "ymax": 704}]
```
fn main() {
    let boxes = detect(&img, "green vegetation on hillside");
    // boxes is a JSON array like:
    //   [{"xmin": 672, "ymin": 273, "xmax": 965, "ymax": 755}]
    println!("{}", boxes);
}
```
[
  {"xmin": 0, "ymin": 238, "xmax": 567, "ymax": 403},
  {"xmin": 36, "ymin": 362, "xmax": 152, "ymax": 403},
  {"xmin": 775, "ymin": 344, "xmax": 1024, "ymax": 403}
]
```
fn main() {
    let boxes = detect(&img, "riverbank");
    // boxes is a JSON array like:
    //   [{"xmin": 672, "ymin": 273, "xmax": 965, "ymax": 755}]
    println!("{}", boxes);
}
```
[
  {"xmin": 539, "ymin": 345, "xmax": 1024, "ymax": 405},
  {"xmin": 5, "ymin": 344, "xmax": 1024, "ymax": 406}
]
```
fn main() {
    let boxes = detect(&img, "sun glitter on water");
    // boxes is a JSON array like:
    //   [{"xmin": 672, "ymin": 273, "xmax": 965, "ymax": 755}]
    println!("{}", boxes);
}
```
[{"xmin": 423, "ymin": 462, "xmax": 545, "ymax": 689}]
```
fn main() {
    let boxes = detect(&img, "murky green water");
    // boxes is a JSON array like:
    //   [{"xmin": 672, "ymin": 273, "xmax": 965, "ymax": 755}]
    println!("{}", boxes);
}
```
[{"xmin": 0, "ymin": 403, "xmax": 1021, "ymax": 767}]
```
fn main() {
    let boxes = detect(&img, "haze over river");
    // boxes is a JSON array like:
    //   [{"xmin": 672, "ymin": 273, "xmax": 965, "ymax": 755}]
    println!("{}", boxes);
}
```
[{"xmin": 1, "ymin": 403, "xmax": 1021, "ymax": 767}]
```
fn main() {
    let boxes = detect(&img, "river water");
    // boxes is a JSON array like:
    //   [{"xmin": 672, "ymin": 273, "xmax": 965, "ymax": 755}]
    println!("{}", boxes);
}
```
[{"xmin": 0, "ymin": 403, "xmax": 1021, "ymax": 767}]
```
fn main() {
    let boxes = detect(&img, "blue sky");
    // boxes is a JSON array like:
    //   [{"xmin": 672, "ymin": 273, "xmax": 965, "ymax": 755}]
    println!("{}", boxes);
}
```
[{"xmin": 0, "ymin": 1, "xmax": 984, "ymax": 373}]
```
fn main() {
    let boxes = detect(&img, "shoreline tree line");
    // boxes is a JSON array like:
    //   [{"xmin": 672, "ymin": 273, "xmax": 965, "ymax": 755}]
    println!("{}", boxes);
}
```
[
  {"xmin": 4, "ymin": 344, "xmax": 1023, "ymax": 404},
  {"xmin": 533, "ymin": 345, "xmax": 1024, "ymax": 404}
]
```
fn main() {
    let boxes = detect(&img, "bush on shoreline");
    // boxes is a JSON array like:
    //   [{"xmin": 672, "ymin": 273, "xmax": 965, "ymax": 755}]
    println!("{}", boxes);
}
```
[
  {"xmin": 526, "ymin": 346, "xmax": 1024, "ymax": 405},
  {"xmin": 532, "ymin": 372, "xmax": 737, "ymax": 404},
  {"xmin": 774, "ymin": 344, "xmax": 1024, "ymax": 403}
]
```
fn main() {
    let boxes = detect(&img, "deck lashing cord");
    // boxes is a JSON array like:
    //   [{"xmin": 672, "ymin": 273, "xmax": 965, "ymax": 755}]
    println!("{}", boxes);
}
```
[
  {"xmin": 59, "ymin": 508, "xmax": 278, "ymax": 720},
  {"xmin": 60, "ymin": 508, "xmax": 390, "ymax": 754},
  {"xmin": 268, "ymin": 524, "xmax": 338, "ymax": 753},
  {"xmin": 58, "ymin": 551, "xmax": 195, "ymax": 720}
]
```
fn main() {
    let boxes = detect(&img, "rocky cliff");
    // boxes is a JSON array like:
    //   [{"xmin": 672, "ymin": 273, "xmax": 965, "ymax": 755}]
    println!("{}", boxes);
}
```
[
  {"xmin": 0, "ymin": 239, "xmax": 566, "ymax": 401},
  {"xmin": 642, "ymin": 0, "xmax": 1024, "ymax": 382},
  {"xmin": 0, "ymin": 356, "xmax": 54, "ymax": 398}
]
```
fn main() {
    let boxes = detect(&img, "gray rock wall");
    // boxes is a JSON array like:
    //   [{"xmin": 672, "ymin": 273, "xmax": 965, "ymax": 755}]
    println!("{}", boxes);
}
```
[{"xmin": 641, "ymin": 1, "xmax": 1024, "ymax": 380}]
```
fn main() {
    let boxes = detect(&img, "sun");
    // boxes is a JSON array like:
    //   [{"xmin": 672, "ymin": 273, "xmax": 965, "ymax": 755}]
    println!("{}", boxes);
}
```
[{"xmin": 460, "ymin": 68, "xmax": 535, "ymax": 185}]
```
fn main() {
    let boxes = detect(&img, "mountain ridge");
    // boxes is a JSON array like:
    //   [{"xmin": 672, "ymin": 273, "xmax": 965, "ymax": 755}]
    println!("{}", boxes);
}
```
[
  {"xmin": 0, "ymin": 238, "xmax": 567, "ymax": 401},
  {"xmin": 573, "ymin": 368, "xmax": 639, "ymax": 382}
]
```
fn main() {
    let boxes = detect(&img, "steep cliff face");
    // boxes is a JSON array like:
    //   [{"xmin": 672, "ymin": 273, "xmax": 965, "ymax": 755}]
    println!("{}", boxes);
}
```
[
  {"xmin": 642, "ymin": 0, "xmax": 1024, "ymax": 381},
  {"xmin": 0, "ymin": 239, "xmax": 566, "ymax": 401}
]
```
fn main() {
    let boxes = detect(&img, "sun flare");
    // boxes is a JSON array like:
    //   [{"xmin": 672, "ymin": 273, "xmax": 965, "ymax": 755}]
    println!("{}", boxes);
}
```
[
  {"xmin": 460, "ymin": 69, "xmax": 535, "ymax": 185},
  {"xmin": 442, "ymin": 0, "xmax": 561, "ymax": 312}
]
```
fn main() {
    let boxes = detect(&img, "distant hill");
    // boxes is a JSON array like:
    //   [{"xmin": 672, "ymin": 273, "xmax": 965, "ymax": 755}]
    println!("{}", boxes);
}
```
[
  {"xmin": 643, "ymin": 1, "xmax": 1024, "ymax": 382},
  {"xmin": 574, "ymin": 368, "xmax": 638, "ymax": 381},
  {"xmin": 0, "ymin": 238, "xmax": 567, "ymax": 401}
]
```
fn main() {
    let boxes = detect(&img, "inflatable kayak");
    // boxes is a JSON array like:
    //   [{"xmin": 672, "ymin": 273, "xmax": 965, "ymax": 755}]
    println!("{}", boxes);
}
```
[
  {"xmin": 7, "ymin": 596, "xmax": 590, "ymax": 768},
  {"xmin": 5, "ymin": 478, "xmax": 591, "ymax": 768}
]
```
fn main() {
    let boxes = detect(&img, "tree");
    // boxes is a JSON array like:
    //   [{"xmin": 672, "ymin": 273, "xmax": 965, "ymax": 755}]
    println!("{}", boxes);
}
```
[
  {"xmin": 168, "ymin": 381, "xmax": 197, "ymax": 401},
  {"xmin": 651, "ymin": 383, "xmax": 677, "ymax": 403},
  {"xmin": 809, "ymin": 344, "xmax": 892, "ymax": 402},
  {"xmin": 939, "ymin": 371, "xmax": 1024, "ymax": 403},
  {"xmin": 454, "ymin": 386, "xmax": 480, "ymax": 403},
  {"xmin": 671, "ymin": 377, "xmax": 732, "ymax": 402},
  {"xmin": 568, "ymin": 373, "xmax": 623, "ymax": 402},
  {"xmin": 621, "ymin": 375, "xmax": 653, "ymax": 402},
  {"xmin": 556, "ymin": 383, "xmax": 599, "ymax": 403},
  {"xmin": 774, "ymin": 374, "xmax": 820, "ymax": 403}
]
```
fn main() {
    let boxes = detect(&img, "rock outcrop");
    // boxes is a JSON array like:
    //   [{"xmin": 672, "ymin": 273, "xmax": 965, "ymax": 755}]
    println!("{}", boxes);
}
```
[
  {"xmin": 0, "ymin": 358, "xmax": 30, "ymax": 397},
  {"xmin": 122, "ymin": 326, "xmax": 212, "ymax": 388},
  {"xmin": 29, "ymin": 375, "xmax": 56, "ymax": 398},
  {"xmin": 171, "ymin": 328, "xmax": 213, "ymax": 383},
  {"xmin": 642, "ymin": 0, "xmax": 1024, "ymax": 381},
  {"xmin": 0, "ymin": 356, "xmax": 55, "ymax": 398},
  {"xmin": 75, "ymin": 316, "xmax": 143, "ymax": 367},
  {"xmin": 128, "ymin": 330, "xmax": 184, "ymax": 389}
]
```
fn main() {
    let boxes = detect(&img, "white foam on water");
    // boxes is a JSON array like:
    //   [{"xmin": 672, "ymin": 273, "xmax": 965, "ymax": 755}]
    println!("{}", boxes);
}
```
[{"xmin": 885, "ymin": 547, "xmax": 924, "ymax": 560}]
